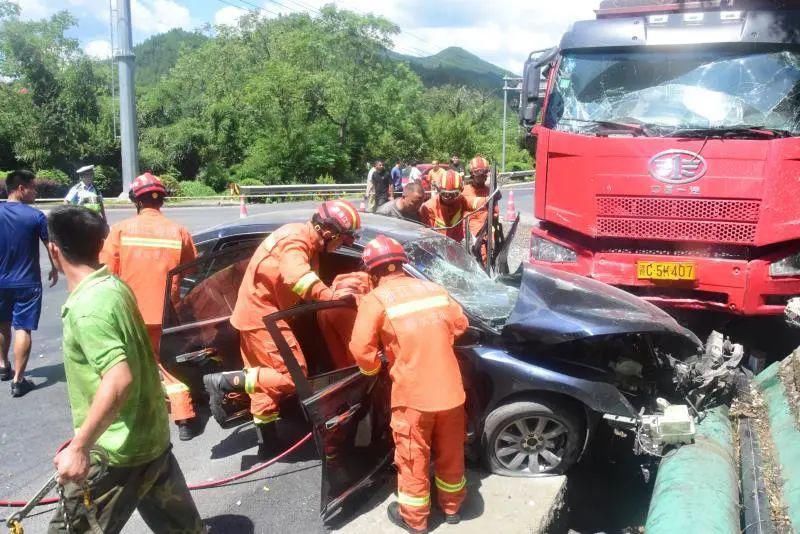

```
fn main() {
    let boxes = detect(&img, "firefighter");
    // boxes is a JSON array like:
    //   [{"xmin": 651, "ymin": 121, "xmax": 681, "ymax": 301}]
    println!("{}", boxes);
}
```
[
  {"xmin": 203, "ymin": 200, "xmax": 361, "ymax": 454},
  {"xmin": 349, "ymin": 235, "xmax": 468, "ymax": 534},
  {"xmin": 462, "ymin": 156, "xmax": 496, "ymax": 263},
  {"xmin": 99, "ymin": 172, "xmax": 200, "ymax": 441},
  {"xmin": 419, "ymin": 169, "xmax": 470, "ymax": 243}
]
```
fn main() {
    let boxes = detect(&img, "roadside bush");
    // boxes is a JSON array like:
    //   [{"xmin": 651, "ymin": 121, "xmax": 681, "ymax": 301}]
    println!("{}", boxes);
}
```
[
  {"xmin": 34, "ymin": 178, "xmax": 68, "ymax": 199},
  {"xmin": 178, "ymin": 181, "xmax": 216, "ymax": 198},
  {"xmin": 36, "ymin": 168, "xmax": 70, "ymax": 186},
  {"xmin": 197, "ymin": 163, "xmax": 230, "ymax": 192},
  {"xmin": 236, "ymin": 177, "xmax": 266, "ymax": 203},
  {"xmin": 94, "ymin": 165, "xmax": 122, "ymax": 197},
  {"xmin": 159, "ymin": 173, "xmax": 182, "ymax": 196}
]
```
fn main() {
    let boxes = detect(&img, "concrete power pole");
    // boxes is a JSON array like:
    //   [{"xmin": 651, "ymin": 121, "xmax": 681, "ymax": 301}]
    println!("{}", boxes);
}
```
[{"xmin": 115, "ymin": 0, "xmax": 138, "ymax": 196}]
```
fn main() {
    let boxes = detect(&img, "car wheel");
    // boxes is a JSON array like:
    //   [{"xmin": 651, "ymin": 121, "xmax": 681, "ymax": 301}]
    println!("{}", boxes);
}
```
[{"xmin": 483, "ymin": 399, "xmax": 584, "ymax": 477}]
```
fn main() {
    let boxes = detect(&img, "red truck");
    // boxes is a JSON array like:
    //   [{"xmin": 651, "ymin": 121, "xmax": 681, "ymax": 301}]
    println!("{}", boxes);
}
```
[{"xmin": 520, "ymin": 0, "xmax": 800, "ymax": 316}]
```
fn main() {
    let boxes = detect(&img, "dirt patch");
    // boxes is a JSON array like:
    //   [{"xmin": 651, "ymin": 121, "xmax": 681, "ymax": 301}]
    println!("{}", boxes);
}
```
[
  {"xmin": 730, "ymin": 386, "xmax": 792, "ymax": 531},
  {"xmin": 779, "ymin": 348, "xmax": 800, "ymax": 430}
]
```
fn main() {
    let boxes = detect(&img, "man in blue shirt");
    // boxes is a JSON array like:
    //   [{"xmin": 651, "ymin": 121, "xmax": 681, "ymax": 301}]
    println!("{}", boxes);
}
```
[
  {"xmin": 1, "ymin": 170, "xmax": 58, "ymax": 397},
  {"xmin": 390, "ymin": 160, "xmax": 406, "ymax": 194}
]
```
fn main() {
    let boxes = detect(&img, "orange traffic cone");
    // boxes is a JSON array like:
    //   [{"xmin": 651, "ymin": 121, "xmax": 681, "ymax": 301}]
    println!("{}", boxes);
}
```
[
  {"xmin": 359, "ymin": 199, "xmax": 366, "ymax": 212},
  {"xmin": 239, "ymin": 195, "xmax": 248, "ymax": 219},
  {"xmin": 506, "ymin": 190, "xmax": 516, "ymax": 222}
]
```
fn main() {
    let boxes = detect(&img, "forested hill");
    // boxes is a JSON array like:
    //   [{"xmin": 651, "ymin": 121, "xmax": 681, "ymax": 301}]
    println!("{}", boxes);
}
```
[
  {"xmin": 134, "ymin": 29, "xmax": 209, "ymax": 86},
  {"xmin": 391, "ymin": 47, "xmax": 517, "ymax": 92},
  {"xmin": 134, "ymin": 29, "xmax": 512, "ymax": 92}
]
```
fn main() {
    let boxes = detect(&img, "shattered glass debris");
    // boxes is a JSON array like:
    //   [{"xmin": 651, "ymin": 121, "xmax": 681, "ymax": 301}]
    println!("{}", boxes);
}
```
[
  {"xmin": 786, "ymin": 297, "xmax": 800, "ymax": 329},
  {"xmin": 405, "ymin": 237, "xmax": 518, "ymax": 325},
  {"xmin": 549, "ymin": 50, "xmax": 800, "ymax": 135}
]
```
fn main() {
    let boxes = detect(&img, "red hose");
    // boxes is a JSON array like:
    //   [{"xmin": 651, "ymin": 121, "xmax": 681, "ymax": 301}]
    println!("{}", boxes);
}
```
[{"xmin": 0, "ymin": 432, "xmax": 313, "ymax": 509}]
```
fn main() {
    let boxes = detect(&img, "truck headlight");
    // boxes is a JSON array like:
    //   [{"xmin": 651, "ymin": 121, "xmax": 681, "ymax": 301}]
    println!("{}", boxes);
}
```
[
  {"xmin": 770, "ymin": 253, "xmax": 800, "ymax": 277},
  {"xmin": 531, "ymin": 236, "xmax": 577, "ymax": 263}
]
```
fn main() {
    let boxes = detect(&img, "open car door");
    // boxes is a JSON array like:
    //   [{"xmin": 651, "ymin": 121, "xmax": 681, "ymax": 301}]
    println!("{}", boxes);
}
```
[
  {"xmin": 160, "ymin": 239, "xmax": 263, "ymax": 424},
  {"xmin": 263, "ymin": 300, "xmax": 392, "ymax": 523}
]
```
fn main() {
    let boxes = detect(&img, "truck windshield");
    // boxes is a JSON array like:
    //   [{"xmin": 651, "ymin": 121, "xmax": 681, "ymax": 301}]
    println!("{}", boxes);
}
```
[
  {"xmin": 405, "ymin": 236, "xmax": 518, "ymax": 326},
  {"xmin": 548, "ymin": 49, "xmax": 800, "ymax": 136}
]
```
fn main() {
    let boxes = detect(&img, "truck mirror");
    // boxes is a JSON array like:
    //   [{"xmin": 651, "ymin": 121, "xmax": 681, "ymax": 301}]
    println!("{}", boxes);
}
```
[{"xmin": 519, "ymin": 58, "xmax": 542, "ymax": 128}]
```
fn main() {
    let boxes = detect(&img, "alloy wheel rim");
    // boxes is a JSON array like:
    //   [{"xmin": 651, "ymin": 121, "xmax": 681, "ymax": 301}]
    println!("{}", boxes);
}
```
[{"xmin": 493, "ymin": 416, "xmax": 568, "ymax": 474}]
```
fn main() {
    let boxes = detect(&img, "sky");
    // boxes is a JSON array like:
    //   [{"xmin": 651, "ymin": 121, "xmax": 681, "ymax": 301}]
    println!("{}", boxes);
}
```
[{"xmin": 10, "ymin": 0, "xmax": 600, "ymax": 74}]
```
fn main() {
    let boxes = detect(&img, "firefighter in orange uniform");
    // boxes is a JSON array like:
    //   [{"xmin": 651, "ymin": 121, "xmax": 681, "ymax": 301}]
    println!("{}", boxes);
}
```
[
  {"xmin": 349, "ymin": 235, "xmax": 469, "ymax": 534},
  {"xmin": 99, "ymin": 172, "xmax": 199, "ymax": 440},
  {"xmin": 419, "ymin": 169, "xmax": 470, "ymax": 243},
  {"xmin": 203, "ymin": 200, "xmax": 361, "ymax": 454},
  {"xmin": 462, "ymin": 156, "xmax": 496, "ymax": 263}
]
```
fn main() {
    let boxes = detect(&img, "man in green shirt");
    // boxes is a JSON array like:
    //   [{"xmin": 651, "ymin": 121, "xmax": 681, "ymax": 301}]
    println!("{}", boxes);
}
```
[{"xmin": 46, "ymin": 206, "xmax": 202, "ymax": 534}]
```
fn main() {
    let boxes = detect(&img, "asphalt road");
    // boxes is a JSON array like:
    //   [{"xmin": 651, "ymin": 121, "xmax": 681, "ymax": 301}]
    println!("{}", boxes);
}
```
[{"xmin": 0, "ymin": 189, "xmax": 536, "ymax": 534}]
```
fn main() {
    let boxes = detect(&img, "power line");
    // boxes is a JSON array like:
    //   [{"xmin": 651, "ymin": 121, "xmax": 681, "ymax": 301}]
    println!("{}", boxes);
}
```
[{"xmin": 214, "ymin": 0, "xmax": 280, "ymax": 19}]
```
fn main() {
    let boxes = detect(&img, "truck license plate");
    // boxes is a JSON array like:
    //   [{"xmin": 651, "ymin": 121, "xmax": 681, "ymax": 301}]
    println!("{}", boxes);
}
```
[{"xmin": 637, "ymin": 261, "xmax": 696, "ymax": 281}]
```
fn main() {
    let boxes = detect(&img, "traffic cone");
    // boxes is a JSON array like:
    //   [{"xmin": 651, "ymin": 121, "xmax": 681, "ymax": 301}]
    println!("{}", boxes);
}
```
[
  {"xmin": 239, "ymin": 195, "xmax": 248, "ymax": 219},
  {"xmin": 359, "ymin": 199, "xmax": 366, "ymax": 212},
  {"xmin": 506, "ymin": 190, "xmax": 516, "ymax": 222}
]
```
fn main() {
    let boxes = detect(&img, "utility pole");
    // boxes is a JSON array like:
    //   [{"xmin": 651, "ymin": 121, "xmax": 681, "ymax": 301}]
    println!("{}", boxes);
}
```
[
  {"xmin": 501, "ymin": 76, "xmax": 522, "ymax": 173},
  {"xmin": 115, "ymin": 0, "xmax": 138, "ymax": 196}
]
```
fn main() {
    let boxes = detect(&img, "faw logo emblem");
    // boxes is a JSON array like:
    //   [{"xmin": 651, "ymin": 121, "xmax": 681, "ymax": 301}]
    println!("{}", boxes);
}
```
[{"xmin": 648, "ymin": 150, "xmax": 707, "ymax": 184}]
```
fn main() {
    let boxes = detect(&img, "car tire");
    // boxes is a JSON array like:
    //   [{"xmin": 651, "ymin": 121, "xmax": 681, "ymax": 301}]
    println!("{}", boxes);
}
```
[{"xmin": 483, "ymin": 399, "xmax": 584, "ymax": 477}]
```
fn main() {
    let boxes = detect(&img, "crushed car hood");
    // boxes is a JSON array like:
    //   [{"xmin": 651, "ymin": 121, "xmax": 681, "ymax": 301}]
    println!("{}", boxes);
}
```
[{"xmin": 503, "ymin": 265, "xmax": 702, "ymax": 347}]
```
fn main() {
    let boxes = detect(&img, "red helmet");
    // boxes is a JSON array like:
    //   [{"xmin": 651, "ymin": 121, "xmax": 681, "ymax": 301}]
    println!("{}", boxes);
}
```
[
  {"xmin": 130, "ymin": 172, "xmax": 167, "ymax": 199},
  {"xmin": 436, "ymin": 170, "xmax": 463, "ymax": 193},
  {"xmin": 313, "ymin": 199, "xmax": 361, "ymax": 236},
  {"xmin": 362, "ymin": 235, "xmax": 408, "ymax": 271},
  {"xmin": 469, "ymin": 156, "xmax": 490, "ymax": 176}
]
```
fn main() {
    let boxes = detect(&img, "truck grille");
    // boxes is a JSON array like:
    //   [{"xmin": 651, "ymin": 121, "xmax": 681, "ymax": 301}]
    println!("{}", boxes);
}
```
[{"xmin": 596, "ymin": 196, "xmax": 760, "ymax": 244}]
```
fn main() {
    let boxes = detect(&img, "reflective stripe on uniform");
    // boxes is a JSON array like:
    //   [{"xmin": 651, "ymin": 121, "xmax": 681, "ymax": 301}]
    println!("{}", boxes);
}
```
[
  {"xmin": 245, "ymin": 368, "xmax": 258, "ymax": 395},
  {"xmin": 386, "ymin": 295, "xmax": 449, "ymax": 319},
  {"xmin": 164, "ymin": 383, "xmax": 189, "ymax": 394},
  {"xmin": 120, "ymin": 236, "xmax": 182, "ymax": 250},
  {"xmin": 471, "ymin": 197, "xmax": 486, "ymax": 210},
  {"xmin": 359, "ymin": 363, "xmax": 381, "ymax": 376},
  {"xmin": 397, "ymin": 492, "xmax": 430, "ymax": 507},
  {"xmin": 253, "ymin": 413, "xmax": 280, "ymax": 425},
  {"xmin": 435, "ymin": 475, "xmax": 466, "ymax": 493},
  {"xmin": 434, "ymin": 210, "xmax": 462, "ymax": 229},
  {"xmin": 292, "ymin": 271, "xmax": 321, "ymax": 296}
]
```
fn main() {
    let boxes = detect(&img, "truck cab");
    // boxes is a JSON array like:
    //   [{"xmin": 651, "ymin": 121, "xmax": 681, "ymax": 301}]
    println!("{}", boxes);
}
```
[{"xmin": 521, "ymin": 0, "xmax": 800, "ymax": 316}]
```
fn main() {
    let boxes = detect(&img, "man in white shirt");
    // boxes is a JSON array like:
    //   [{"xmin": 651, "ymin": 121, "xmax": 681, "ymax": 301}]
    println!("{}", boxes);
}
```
[{"xmin": 64, "ymin": 165, "xmax": 106, "ymax": 220}]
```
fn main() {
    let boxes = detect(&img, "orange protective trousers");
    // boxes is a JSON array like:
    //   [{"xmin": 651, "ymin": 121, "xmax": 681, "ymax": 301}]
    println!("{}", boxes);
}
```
[
  {"xmin": 146, "ymin": 326, "xmax": 196, "ymax": 422},
  {"xmin": 391, "ymin": 405, "xmax": 467, "ymax": 531},
  {"xmin": 240, "ymin": 325, "xmax": 307, "ymax": 424}
]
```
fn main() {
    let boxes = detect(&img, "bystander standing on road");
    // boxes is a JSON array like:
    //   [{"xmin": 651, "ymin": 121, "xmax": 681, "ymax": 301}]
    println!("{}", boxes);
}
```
[
  {"xmin": 46, "ymin": 206, "xmax": 203, "ymax": 534},
  {"xmin": 376, "ymin": 182, "xmax": 425, "ymax": 223},
  {"xmin": 64, "ymin": 165, "xmax": 106, "ymax": 220},
  {"xmin": 368, "ymin": 160, "xmax": 392, "ymax": 213},
  {"xmin": 390, "ymin": 160, "xmax": 406, "ymax": 195},
  {"xmin": 0, "ymin": 170, "xmax": 58, "ymax": 397},
  {"xmin": 428, "ymin": 160, "xmax": 447, "ymax": 192},
  {"xmin": 407, "ymin": 161, "xmax": 422, "ymax": 185},
  {"xmin": 449, "ymin": 154, "xmax": 465, "ymax": 176}
]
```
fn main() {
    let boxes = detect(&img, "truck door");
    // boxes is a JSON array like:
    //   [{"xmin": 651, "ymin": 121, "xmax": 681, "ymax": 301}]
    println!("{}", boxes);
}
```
[{"xmin": 263, "ymin": 300, "xmax": 392, "ymax": 522}]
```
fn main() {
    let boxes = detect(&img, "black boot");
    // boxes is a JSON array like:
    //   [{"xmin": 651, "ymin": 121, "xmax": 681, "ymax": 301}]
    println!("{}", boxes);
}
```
[
  {"xmin": 203, "ymin": 370, "xmax": 246, "ymax": 427},
  {"xmin": 387, "ymin": 502, "xmax": 428, "ymax": 534},
  {"xmin": 255, "ymin": 422, "xmax": 279, "ymax": 459},
  {"xmin": 177, "ymin": 418, "xmax": 199, "ymax": 441}
]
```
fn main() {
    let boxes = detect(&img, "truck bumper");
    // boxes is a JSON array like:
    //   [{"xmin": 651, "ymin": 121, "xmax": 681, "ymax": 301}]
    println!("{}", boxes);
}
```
[{"xmin": 527, "ymin": 226, "xmax": 800, "ymax": 316}]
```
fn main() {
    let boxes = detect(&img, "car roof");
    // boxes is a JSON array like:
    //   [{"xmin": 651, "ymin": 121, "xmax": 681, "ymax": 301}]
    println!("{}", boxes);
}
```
[{"xmin": 194, "ymin": 207, "xmax": 442, "ymax": 248}]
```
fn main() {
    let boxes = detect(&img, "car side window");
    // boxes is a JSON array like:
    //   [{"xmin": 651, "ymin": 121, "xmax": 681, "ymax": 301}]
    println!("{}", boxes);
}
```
[{"xmin": 164, "ymin": 238, "xmax": 263, "ymax": 328}]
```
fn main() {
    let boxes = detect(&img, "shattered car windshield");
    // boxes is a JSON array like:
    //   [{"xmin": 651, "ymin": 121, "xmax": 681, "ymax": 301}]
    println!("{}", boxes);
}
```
[
  {"xmin": 405, "ymin": 236, "xmax": 518, "ymax": 325},
  {"xmin": 547, "ymin": 49, "xmax": 800, "ymax": 135}
]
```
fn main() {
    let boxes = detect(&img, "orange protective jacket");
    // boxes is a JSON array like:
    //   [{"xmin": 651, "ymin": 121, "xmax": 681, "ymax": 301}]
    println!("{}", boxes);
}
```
[
  {"xmin": 349, "ymin": 273, "xmax": 468, "ymax": 412},
  {"xmin": 419, "ymin": 196, "xmax": 470, "ymax": 243},
  {"xmin": 230, "ymin": 222, "xmax": 333, "ymax": 332},
  {"xmin": 461, "ymin": 183, "xmax": 495, "ymax": 239},
  {"xmin": 100, "ymin": 208, "xmax": 196, "ymax": 325}
]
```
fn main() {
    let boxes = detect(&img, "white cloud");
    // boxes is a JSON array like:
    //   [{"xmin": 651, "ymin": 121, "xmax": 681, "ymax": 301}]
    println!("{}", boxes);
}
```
[
  {"xmin": 84, "ymin": 39, "xmax": 112, "ymax": 59},
  {"xmin": 214, "ymin": 6, "xmax": 248, "ymax": 27},
  {"xmin": 131, "ymin": 0, "xmax": 192, "ymax": 34},
  {"xmin": 12, "ymin": 0, "xmax": 51, "ymax": 19}
]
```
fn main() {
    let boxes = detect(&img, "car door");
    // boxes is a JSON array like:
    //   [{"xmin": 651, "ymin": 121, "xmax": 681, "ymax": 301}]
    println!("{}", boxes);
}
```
[
  {"xmin": 263, "ymin": 300, "xmax": 392, "ymax": 523},
  {"xmin": 160, "ymin": 239, "xmax": 264, "ymax": 408}
]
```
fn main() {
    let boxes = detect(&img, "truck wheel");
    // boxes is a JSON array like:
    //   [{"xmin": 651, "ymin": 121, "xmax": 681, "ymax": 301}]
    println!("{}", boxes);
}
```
[{"xmin": 483, "ymin": 399, "xmax": 584, "ymax": 477}]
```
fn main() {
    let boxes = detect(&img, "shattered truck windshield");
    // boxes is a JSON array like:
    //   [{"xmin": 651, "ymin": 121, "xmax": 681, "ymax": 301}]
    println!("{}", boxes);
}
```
[
  {"xmin": 548, "ymin": 49, "xmax": 800, "ymax": 135},
  {"xmin": 405, "ymin": 236, "xmax": 518, "ymax": 326}
]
